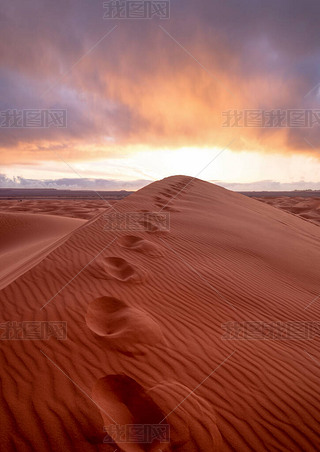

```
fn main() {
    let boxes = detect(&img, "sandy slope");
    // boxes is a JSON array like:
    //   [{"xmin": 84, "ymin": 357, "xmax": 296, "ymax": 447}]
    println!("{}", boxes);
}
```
[
  {"xmin": 255, "ymin": 196, "xmax": 320, "ymax": 227},
  {"xmin": 0, "ymin": 212, "xmax": 85, "ymax": 290},
  {"xmin": 0, "ymin": 199, "xmax": 116, "ymax": 219},
  {"xmin": 0, "ymin": 176, "xmax": 320, "ymax": 451}
]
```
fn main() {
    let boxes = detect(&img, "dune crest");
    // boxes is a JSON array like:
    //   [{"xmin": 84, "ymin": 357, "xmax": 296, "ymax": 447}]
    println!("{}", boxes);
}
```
[{"xmin": 1, "ymin": 176, "xmax": 320, "ymax": 451}]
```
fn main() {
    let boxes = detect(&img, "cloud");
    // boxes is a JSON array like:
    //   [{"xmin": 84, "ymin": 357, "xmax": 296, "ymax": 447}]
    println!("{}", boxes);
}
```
[
  {"xmin": 0, "ymin": 174, "xmax": 151, "ymax": 191},
  {"xmin": 1, "ymin": 0, "xmax": 320, "ymax": 165},
  {"xmin": 218, "ymin": 180, "xmax": 320, "ymax": 192},
  {"xmin": 1, "ymin": 173, "xmax": 319, "ymax": 192}
]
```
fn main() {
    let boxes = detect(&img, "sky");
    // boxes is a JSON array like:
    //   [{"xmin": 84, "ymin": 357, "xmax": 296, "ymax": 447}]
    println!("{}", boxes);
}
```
[{"xmin": 1, "ymin": 0, "xmax": 320, "ymax": 191}]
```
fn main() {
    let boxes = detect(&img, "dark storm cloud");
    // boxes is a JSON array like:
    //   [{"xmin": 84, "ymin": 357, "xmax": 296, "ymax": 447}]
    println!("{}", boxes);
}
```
[{"xmin": 1, "ymin": 0, "xmax": 320, "ymax": 159}]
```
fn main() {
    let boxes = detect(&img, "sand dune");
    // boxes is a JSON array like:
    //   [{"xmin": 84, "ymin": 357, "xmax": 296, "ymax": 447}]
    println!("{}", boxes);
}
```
[
  {"xmin": 0, "ymin": 212, "xmax": 85, "ymax": 290},
  {"xmin": 0, "ymin": 199, "xmax": 115, "ymax": 219},
  {"xmin": 0, "ymin": 176, "xmax": 320, "ymax": 451},
  {"xmin": 255, "ymin": 196, "xmax": 320, "ymax": 227}
]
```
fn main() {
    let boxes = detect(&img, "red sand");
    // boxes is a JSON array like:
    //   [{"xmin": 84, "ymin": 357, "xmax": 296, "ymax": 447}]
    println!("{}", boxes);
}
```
[
  {"xmin": 0, "ymin": 212, "xmax": 85, "ymax": 290},
  {"xmin": 0, "ymin": 199, "xmax": 115, "ymax": 219},
  {"xmin": 0, "ymin": 176, "xmax": 320, "ymax": 451},
  {"xmin": 255, "ymin": 196, "xmax": 320, "ymax": 227}
]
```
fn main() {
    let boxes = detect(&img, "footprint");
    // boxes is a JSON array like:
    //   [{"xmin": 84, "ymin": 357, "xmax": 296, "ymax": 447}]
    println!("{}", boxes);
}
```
[
  {"xmin": 118, "ymin": 235, "xmax": 164, "ymax": 257},
  {"xmin": 92, "ymin": 375, "xmax": 170, "ymax": 451},
  {"xmin": 162, "ymin": 206, "xmax": 180, "ymax": 212},
  {"xmin": 169, "ymin": 183, "xmax": 181, "ymax": 191},
  {"xmin": 161, "ymin": 189, "xmax": 177, "ymax": 196},
  {"xmin": 92, "ymin": 376, "xmax": 222, "ymax": 451},
  {"xmin": 147, "ymin": 382, "xmax": 223, "ymax": 451},
  {"xmin": 155, "ymin": 203, "xmax": 180, "ymax": 213},
  {"xmin": 153, "ymin": 196, "xmax": 165, "ymax": 203},
  {"xmin": 88, "ymin": 256, "xmax": 145, "ymax": 283},
  {"xmin": 85, "ymin": 296, "xmax": 164, "ymax": 353},
  {"xmin": 170, "ymin": 179, "xmax": 192, "ymax": 191},
  {"xmin": 158, "ymin": 192, "xmax": 172, "ymax": 199}
]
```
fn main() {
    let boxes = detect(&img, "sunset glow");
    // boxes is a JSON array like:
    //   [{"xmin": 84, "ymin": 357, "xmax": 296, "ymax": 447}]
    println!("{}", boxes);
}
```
[{"xmin": 1, "ymin": 1, "xmax": 320, "ymax": 189}]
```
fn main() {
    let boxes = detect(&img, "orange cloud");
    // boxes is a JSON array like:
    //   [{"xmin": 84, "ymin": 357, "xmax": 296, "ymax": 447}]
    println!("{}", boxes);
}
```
[{"xmin": 1, "ymin": 1, "xmax": 320, "ymax": 166}]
